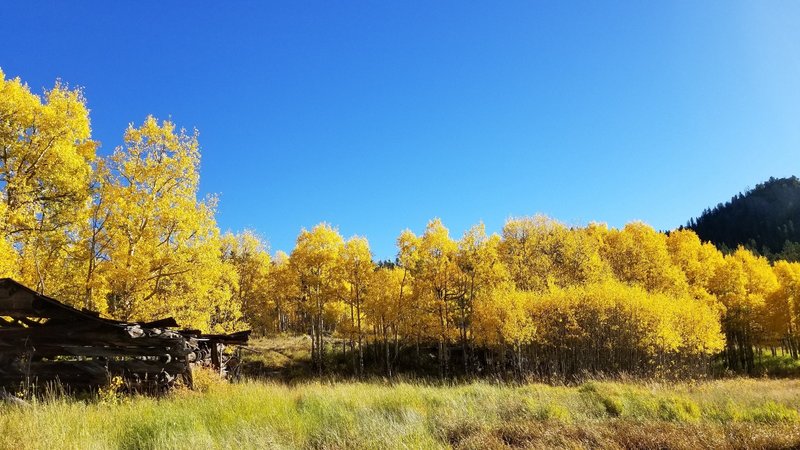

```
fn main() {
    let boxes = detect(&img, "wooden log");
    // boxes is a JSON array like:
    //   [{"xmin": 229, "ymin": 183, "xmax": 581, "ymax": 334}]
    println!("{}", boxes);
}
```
[
  {"xmin": 0, "ymin": 320, "xmax": 188, "ymax": 339},
  {"xmin": 23, "ymin": 359, "xmax": 188, "ymax": 377},
  {"xmin": 182, "ymin": 364, "xmax": 194, "ymax": 389},
  {"xmin": 0, "ymin": 293, "xmax": 71, "ymax": 320},
  {"xmin": 210, "ymin": 342, "xmax": 221, "ymax": 373},
  {"xmin": 0, "ymin": 280, "xmax": 96, "ymax": 321},
  {"xmin": 197, "ymin": 330, "xmax": 251, "ymax": 344},
  {"xmin": 0, "ymin": 330, "xmax": 190, "ymax": 348},
  {"xmin": 140, "ymin": 318, "xmax": 179, "ymax": 328},
  {"xmin": 0, "ymin": 341, "xmax": 190, "ymax": 358},
  {"xmin": 10, "ymin": 347, "xmax": 184, "ymax": 360},
  {"xmin": 0, "ymin": 322, "xmax": 126, "ymax": 337}
]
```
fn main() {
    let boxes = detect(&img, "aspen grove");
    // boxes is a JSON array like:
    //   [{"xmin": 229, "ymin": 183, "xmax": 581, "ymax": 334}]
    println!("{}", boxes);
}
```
[{"xmin": 3, "ymin": 70, "xmax": 799, "ymax": 379}]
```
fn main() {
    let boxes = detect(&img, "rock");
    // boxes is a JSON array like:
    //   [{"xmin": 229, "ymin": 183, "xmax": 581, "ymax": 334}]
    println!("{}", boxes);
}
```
[{"xmin": 0, "ymin": 390, "xmax": 30, "ymax": 407}]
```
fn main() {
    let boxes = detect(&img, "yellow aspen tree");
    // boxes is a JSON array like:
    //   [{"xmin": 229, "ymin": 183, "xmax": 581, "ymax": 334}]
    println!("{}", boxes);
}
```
[
  {"xmin": 341, "ymin": 236, "xmax": 373, "ymax": 376},
  {"xmin": 396, "ymin": 228, "xmax": 428, "ymax": 354},
  {"xmin": 769, "ymin": 261, "xmax": 800, "ymax": 357},
  {"xmin": 0, "ymin": 69, "xmax": 96, "ymax": 295},
  {"xmin": 365, "ymin": 265, "xmax": 407, "ymax": 376},
  {"xmin": 100, "ymin": 117, "xmax": 235, "ymax": 331},
  {"xmin": 560, "ymin": 226, "xmax": 612, "ymax": 286},
  {"xmin": 0, "ymin": 225, "xmax": 17, "ymax": 279},
  {"xmin": 499, "ymin": 216, "xmax": 609, "ymax": 292},
  {"xmin": 738, "ymin": 248, "xmax": 779, "ymax": 349},
  {"xmin": 221, "ymin": 230, "xmax": 271, "ymax": 333},
  {"xmin": 413, "ymin": 219, "xmax": 460, "ymax": 377},
  {"xmin": 397, "ymin": 227, "xmax": 441, "ymax": 366},
  {"xmin": 472, "ymin": 285, "xmax": 535, "ymax": 374},
  {"xmin": 289, "ymin": 223, "xmax": 345, "ymax": 374},
  {"xmin": 710, "ymin": 248, "xmax": 778, "ymax": 372},
  {"xmin": 601, "ymin": 222, "xmax": 689, "ymax": 296},
  {"xmin": 267, "ymin": 250, "xmax": 301, "ymax": 333},
  {"xmin": 69, "ymin": 159, "xmax": 114, "ymax": 312},
  {"xmin": 666, "ymin": 228, "xmax": 725, "ymax": 306},
  {"xmin": 456, "ymin": 224, "xmax": 509, "ymax": 374},
  {"xmin": 528, "ymin": 281, "xmax": 722, "ymax": 377},
  {"xmin": 499, "ymin": 215, "xmax": 559, "ymax": 291}
]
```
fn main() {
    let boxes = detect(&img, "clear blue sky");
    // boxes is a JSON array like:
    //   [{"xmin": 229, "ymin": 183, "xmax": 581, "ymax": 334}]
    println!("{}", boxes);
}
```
[{"xmin": 2, "ymin": 1, "xmax": 799, "ymax": 259}]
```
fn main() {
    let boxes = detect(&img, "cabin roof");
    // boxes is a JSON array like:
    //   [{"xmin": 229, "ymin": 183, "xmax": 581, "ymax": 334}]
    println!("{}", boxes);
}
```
[
  {"xmin": 0, "ymin": 277, "xmax": 121, "ymax": 325},
  {"xmin": 0, "ymin": 278, "xmax": 249, "ymax": 343}
]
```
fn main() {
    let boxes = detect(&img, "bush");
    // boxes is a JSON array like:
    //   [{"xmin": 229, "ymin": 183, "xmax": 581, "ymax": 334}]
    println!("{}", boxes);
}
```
[{"xmin": 189, "ymin": 367, "xmax": 228, "ymax": 393}]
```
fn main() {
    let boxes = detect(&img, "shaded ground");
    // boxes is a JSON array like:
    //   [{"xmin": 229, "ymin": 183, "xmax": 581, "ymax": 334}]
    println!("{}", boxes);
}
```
[
  {"xmin": 239, "ymin": 335, "xmax": 441, "ymax": 381},
  {"xmin": 239, "ymin": 335, "xmax": 314, "ymax": 380},
  {"xmin": 240, "ymin": 335, "xmax": 800, "ymax": 382}
]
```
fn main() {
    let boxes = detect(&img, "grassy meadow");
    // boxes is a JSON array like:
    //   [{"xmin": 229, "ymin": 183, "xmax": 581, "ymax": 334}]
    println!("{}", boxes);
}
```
[
  {"xmin": 3, "ymin": 337, "xmax": 800, "ymax": 449},
  {"xmin": 1, "ymin": 377, "xmax": 800, "ymax": 449}
]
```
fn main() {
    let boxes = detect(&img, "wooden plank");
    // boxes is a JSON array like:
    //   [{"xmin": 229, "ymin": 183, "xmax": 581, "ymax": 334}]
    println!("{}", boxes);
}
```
[
  {"xmin": 140, "ymin": 317, "xmax": 179, "ymax": 328},
  {"xmin": 0, "ymin": 328, "xmax": 188, "ymax": 345},
  {"xmin": 0, "ymin": 288, "xmax": 72, "ymax": 320},
  {"xmin": 26, "ymin": 359, "xmax": 188, "ymax": 374},
  {"xmin": 0, "ymin": 345, "xmax": 188, "ymax": 359},
  {"xmin": 210, "ymin": 343, "xmax": 221, "ymax": 372}
]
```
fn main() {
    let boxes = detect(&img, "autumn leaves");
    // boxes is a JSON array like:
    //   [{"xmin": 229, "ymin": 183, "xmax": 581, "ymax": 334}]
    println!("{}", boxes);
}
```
[
  {"xmin": 2, "ymin": 69, "xmax": 796, "ymax": 379},
  {"xmin": 243, "ymin": 218, "xmax": 792, "ymax": 378},
  {"xmin": 0, "ymin": 71, "xmax": 237, "ymax": 332}
]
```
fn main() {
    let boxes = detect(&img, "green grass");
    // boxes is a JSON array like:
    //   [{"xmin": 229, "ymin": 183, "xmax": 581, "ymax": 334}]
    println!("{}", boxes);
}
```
[
  {"xmin": 2, "ymin": 377, "xmax": 800, "ymax": 449},
  {"xmin": 754, "ymin": 352, "xmax": 800, "ymax": 377}
]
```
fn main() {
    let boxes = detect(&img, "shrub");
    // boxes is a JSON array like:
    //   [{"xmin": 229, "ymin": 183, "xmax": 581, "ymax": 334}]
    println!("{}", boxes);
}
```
[
  {"xmin": 189, "ymin": 367, "xmax": 228, "ymax": 393},
  {"xmin": 98, "ymin": 376, "xmax": 125, "ymax": 404}
]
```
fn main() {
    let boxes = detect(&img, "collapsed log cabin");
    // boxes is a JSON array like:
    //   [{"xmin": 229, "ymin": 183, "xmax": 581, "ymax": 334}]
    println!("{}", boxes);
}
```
[{"xmin": 0, "ymin": 278, "xmax": 249, "ymax": 391}]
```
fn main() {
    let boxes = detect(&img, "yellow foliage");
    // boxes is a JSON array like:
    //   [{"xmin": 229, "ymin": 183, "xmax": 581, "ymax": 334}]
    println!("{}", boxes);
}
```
[
  {"xmin": 766, "ymin": 261, "xmax": 800, "ymax": 345},
  {"xmin": 96, "ymin": 116, "xmax": 239, "ymax": 331},
  {"xmin": 710, "ymin": 248, "xmax": 777, "ymax": 329},
  {"xmin": 530, "ymin": 281, "xmax": 724, "ymax": 359},
  {"xmin": 222, "ymin": 230, "xmax": 271, "ymax": 332},
  {"xmin": 473, "ymin": 284, "xmax": 535, "ymax": 347},
  {"xmin": 601, "ymin": 222, "xmax": 689, "ymax": 296},
  {"xmin": 666, "ymin": 229, "xmax": 724, "ymax": 305},
  {"xmin": 3, "ymin": 68, "xmax": 798, "ymax": 376},
  {"xmin": 500, "ymin": 215, "xmax": 610, "ymax": 291},
  {"xmin": 0, "ymin": 69, "xmax": 96, "ymax": 296}
]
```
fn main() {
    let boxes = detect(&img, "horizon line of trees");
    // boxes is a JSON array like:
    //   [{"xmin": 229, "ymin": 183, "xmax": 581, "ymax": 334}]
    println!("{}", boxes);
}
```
[
  {"xmin": 3, "ymin": 69, "xmax": 798, "ymax": 380},
  {"xmin": 246, "ymin": 218, "xmax": 800, "ymax": 379}
]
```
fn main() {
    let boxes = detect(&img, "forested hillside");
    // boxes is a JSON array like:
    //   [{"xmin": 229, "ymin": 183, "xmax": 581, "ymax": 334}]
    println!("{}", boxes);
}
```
[
  {"xmin": 3, "ymin": 69, "xmax": 800, "ymax": 381},
  {"xmin": 687, "ymin": 176, "xmax": 800, "ymax": 260}
]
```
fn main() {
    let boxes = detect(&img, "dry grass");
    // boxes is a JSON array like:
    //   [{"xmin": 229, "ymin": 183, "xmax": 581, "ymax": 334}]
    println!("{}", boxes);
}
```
[{"xmin": 1, "ymin": 376, "xmax": 799, "ymax": 449}]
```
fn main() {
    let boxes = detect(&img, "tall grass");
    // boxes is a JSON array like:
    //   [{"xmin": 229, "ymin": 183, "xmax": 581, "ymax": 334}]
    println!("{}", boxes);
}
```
[{"xmin": 1, "ymin": 377, "xmax": 799, "ymax": 449}]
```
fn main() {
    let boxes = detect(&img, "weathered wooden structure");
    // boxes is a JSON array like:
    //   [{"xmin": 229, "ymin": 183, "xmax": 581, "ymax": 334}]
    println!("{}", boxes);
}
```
[{"xmin": 0, "ymin": 278, "xmax": 249, "ymax": 391}]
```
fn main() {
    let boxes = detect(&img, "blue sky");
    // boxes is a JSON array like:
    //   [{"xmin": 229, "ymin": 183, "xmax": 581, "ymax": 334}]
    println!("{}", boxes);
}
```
[{"xmin": 2, "ymin": 1, "xmax": 799, "ymax": 259}]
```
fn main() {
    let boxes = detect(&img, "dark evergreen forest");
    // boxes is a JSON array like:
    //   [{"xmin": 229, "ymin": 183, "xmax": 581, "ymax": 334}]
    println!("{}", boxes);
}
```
[{"xmin": 687, "ymin": 176, "xmax": 800, "ymax": 261}]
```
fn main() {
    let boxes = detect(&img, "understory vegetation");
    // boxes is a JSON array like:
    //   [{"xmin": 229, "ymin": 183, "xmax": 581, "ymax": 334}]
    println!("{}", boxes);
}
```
[{"xmin": 1, "ymin": 377, "xmax": 800, "ymax": 449}]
